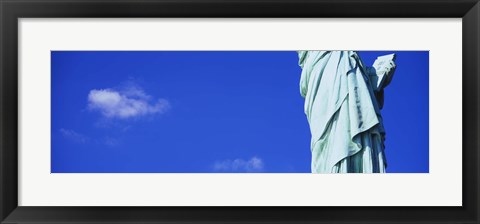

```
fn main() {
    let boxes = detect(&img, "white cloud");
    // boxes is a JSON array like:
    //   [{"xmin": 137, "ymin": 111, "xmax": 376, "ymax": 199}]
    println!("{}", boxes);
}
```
[
  {"xmin": 213, "ymin": 156, "xmax": 264, "ymax": 172},
  {"xmin": 59, "ymin": 128, "xmax": 88, "ymax": 143},
  {"xmin": 87, "ymin": 86, "xmax": 170, "ymax": 119},
  {"xmin": 103, "ymin": 136, "xmax": 120, "ymax": 147}
]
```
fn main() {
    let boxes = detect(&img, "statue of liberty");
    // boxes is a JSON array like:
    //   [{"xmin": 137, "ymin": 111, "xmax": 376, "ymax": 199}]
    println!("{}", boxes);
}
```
[{"xmin": 298, "ymin": 51, "xmax": 396, "ymax": 173}]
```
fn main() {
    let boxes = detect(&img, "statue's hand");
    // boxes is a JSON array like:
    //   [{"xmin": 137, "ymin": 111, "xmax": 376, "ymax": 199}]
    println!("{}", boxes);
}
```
[
  {"xmin": 371, "ymin": 54, "xmax": 396, "ymax": 90},
  {"xmin": 375, "ymin": 60, "xmax": 396, "ymax": 88},
  {"xmin": 375, "ymin": 60, "xmax": 396, "ymax": 76}
]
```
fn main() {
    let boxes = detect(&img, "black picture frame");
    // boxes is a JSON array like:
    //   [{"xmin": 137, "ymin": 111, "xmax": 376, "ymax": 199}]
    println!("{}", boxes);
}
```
[{"xmin": 1, "ymin": 0, "xmax": 479, "ymax": 223}]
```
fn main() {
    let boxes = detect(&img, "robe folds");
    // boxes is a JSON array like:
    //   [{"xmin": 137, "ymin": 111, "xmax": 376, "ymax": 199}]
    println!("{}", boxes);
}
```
[{"xmin": 298, "ymin": 51, "xmax": 387, "ymax": 173}]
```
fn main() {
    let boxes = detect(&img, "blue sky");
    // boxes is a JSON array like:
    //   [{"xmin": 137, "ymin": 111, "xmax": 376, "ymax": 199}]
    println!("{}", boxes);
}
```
[{"xmin": 51, "ymin": 51, "xmax": 429, "ymax": 173}]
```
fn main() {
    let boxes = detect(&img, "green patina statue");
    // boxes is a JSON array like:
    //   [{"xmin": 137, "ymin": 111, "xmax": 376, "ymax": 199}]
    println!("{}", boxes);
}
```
[{"xmin": 298, "ymin": 51, "xmax": 396, "ymax": 173}]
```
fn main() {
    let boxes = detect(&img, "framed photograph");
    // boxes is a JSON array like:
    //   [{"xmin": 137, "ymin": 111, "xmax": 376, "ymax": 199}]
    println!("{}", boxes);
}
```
[{"xmin": 1, "ymin": 0, "xmax": 479, "ymax": 223}]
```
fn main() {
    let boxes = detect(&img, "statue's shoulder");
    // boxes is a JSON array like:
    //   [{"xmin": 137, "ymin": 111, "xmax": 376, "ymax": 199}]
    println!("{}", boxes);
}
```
[{"xmin": 297, "ymin": 51, "xmax": 308, "ymax": 68}]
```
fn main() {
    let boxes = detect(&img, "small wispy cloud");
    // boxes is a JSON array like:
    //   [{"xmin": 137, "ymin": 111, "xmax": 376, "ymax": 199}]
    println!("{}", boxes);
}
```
[
  {"xmin": 103, "ymin": 136, "xmax": 120, "ymax": 147},
  {"xmin": 213, "ymin": 156, "xmax": 265, "ymax": 173},
  {"xmin": 59, "ymin": 128, "xmax": 88, "ymax": 143},
  {"xmin": 87, "ymin": 85, "xmax": 170, "ymax": 119}
]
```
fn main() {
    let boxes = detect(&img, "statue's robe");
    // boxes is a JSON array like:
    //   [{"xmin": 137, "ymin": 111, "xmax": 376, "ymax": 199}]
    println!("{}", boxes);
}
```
[{"xmin": 298, "ymin": 51, "xmax": 387, "ymax": 173}]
